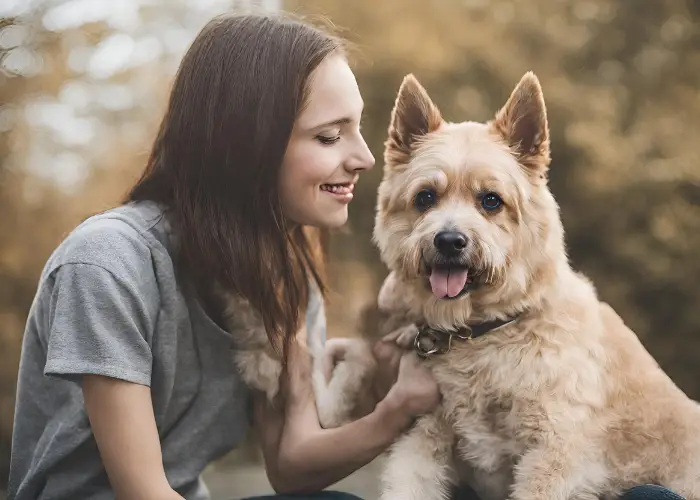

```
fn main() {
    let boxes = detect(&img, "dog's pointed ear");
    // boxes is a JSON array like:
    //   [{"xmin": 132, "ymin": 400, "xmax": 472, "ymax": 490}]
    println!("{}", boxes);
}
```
[
  {"xmin": 491, "ymin": 71, "xmax": 551, "ymax": 172},
  {"xmin": 384, "ymin": 74, "xmax": 442, "ymax": 167}
]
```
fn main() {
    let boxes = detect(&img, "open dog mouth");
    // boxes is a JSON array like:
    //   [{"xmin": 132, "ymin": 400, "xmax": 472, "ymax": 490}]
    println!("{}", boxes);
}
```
[{"xmin": 424, "ymin": 261, "xmax": 480, "ymax": 300}]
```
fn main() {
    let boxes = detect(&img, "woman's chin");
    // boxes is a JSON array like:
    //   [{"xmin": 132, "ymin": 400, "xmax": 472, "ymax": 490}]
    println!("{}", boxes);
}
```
[
  {"xmin": 286, "ymin": 204, "xmax": 349, "ymax": 229},
  {"xmin": 314, "ymin": 207, "xmax": 349, "ymax": 229}
]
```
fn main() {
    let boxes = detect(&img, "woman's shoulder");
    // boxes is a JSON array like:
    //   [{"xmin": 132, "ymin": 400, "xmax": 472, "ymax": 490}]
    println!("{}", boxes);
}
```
[{"xmin": 43, "ymin": 201, "xmax": 173, "ymax": 282}]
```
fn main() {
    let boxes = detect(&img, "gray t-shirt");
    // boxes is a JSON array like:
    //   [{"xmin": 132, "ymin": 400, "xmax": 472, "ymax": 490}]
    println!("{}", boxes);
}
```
[{"xmin": 8, "ymin": 201, "xmax": 327, "ymax": 500}]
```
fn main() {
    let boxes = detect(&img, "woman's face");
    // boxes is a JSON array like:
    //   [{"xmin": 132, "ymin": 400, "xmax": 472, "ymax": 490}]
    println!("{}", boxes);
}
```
[{"xmin": 279, "ymin": 54, "xmax": 375, "ymax": 228}]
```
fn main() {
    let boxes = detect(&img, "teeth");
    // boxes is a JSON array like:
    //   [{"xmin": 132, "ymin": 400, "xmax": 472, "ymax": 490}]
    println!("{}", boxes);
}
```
[{"xmin": 321, "ymin": 183, "xmax": 354, "ymax": 194}]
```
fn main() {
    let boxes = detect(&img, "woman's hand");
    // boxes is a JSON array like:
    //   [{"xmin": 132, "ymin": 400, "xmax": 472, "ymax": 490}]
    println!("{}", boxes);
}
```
[
  {"xmin": 385, "ymin": 350, "xmax": 441, "ymax": 418},
  {"xmin": 370, "ymin": 324, "xmax": 421, "ymax": 401},
  {"xmin": 370, "ymin": 334, "xmax": 402, "ymax": 402},
  {"xmin": 257, "ymin": 329, "xmax": 441, "ymax": 495},
  {"xmin": 323, "ymin": 325, "xmax": 440, "ymax": 420}
]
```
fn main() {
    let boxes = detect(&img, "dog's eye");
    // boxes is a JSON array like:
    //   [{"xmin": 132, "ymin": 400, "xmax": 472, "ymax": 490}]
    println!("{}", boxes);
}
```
[
  {"xmin": 481, "ymin": 192, "xmax": 503, "ymax": 211},
  {"xmin": 414, "ymin": 189, "xmax": 438, "ymax": 212}
]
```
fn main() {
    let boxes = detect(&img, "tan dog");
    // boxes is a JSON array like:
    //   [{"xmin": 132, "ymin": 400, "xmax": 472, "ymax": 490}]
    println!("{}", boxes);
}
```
[{"xmin": 367, "ymin": 71, "xmax": 700, "ymax": 500}]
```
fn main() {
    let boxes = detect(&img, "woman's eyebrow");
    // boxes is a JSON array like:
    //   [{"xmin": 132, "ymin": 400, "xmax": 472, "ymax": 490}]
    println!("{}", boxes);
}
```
[{"xmin": 308, "ymin": 117, "xmax": 352, "ymax": 130}]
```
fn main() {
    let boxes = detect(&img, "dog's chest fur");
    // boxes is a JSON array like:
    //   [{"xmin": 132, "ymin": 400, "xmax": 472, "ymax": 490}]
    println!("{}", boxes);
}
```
[
  {"xmin": 426, "ymin": 323, "xmax": 607, "ymax": 495},
  {"xmin": 434, "ymin": 343, "xmax": 530, "ymax": 468}
]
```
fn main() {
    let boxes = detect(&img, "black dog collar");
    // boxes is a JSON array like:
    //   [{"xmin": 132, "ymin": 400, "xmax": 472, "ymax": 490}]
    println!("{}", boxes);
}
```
[{"xmin": 413, "ymin": 317, "xmax": 519, "ymax": 358}]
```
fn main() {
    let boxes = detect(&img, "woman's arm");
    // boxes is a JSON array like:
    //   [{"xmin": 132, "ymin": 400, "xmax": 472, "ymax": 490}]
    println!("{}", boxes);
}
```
[
  {"xmin": 83, "ymin": 375, "xmax": 184, "ymax": 500},
  {"xmin": 256, "ymin": 340, "xmax": 439, "ymax": 494}
]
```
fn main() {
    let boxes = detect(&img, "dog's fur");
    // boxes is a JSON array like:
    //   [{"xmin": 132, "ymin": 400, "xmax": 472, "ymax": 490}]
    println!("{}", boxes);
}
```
[
  {"xmin": 365, "ymin": 72, "xmax": 700, "ymax": 500},
  {"xmin": 223, "ymin": 290, "xmax": 376, "ymax": 427}
]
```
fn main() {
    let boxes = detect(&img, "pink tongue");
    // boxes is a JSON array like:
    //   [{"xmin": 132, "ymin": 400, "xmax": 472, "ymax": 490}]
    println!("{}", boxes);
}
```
[{"xmin": 429, "ymin": 268, "xmax": 470, "ymax": 298}]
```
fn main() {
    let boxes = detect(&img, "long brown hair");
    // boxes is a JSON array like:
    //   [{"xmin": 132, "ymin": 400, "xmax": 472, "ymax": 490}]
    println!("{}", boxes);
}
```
[{"xmin": 126, "ymin": 13, "xmax": 343, "ymax": 360}]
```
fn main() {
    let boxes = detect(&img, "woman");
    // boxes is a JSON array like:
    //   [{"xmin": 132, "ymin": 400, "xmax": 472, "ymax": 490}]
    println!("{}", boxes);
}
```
[{"xmin": 8, "ymin": 12, "xmax": 439, "ymax": 500}]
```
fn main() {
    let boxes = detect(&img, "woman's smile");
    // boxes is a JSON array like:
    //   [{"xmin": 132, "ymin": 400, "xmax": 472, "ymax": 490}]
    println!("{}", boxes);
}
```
[{"xmin": 320, "ymin": 181, "xmax": 355, "ymax": 204}]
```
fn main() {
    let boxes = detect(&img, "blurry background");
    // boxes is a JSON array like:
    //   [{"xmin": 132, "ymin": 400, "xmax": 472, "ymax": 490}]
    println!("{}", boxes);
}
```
[{"xmin": 1, "ymin": 0, "xmax": 699, "ymax": 497}]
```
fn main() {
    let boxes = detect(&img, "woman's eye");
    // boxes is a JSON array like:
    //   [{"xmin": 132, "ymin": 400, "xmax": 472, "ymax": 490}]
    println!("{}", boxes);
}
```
[
  {"xmin": 414, "ymin": 189, "xmax": 438, "ymax": 212},
  {"xmin": 315, "ymin": 134, "xmax": 341, "ymax": 145}
]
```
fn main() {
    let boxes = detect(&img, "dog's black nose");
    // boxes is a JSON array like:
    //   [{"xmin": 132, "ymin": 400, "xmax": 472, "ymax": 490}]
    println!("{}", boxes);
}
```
[{"xmin": 434, "ymin": 231, "xmax": 468, "ymax": 257}]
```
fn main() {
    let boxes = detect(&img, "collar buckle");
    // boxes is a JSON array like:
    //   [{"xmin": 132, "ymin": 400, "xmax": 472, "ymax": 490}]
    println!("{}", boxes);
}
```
[{"xmin": 414, "ymin": 325, "xmax": 451, "ymax": 358}]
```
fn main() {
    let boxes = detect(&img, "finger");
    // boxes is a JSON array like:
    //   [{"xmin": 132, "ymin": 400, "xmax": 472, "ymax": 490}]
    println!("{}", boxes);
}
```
[
  {"xmin": 381, "ymin": 349, "xmax": 401, "ymax": 382},
  {"xmin": 374, "ymin": 335, "xmax": 403, "ymax": 356},
  {"xmin": 372, "ymin": 339, "xmax": 390, "ymax": 361},
  {"xmin": 381, "ymin": 326, "xmax": 406, "ymax": 344},
  {"xmin": 381, "ymin": 329, "xmax": 403, "ymax": 343},
  {"xmin": 388, "ymin": 348, "xmax": 402, "ymax": 371},
  {"xmin": 396, "ymin": 325, "xmax": 418, "ymax": 349}
]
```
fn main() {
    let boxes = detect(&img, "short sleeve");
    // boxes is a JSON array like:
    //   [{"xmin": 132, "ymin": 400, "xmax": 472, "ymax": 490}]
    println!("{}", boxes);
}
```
[
  {"xmin": 43, "ymin": 262, "xmax": 156, "ymax": 386},
  {"xmin": 305, "ymin": 285, "xmax": 327, "ymax": 349}
]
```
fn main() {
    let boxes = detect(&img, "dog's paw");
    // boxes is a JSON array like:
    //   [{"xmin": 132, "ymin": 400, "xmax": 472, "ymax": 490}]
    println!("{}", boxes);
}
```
[
  {"xmin": 314, "ymin": 338, "xmax": 376, "ymax": 428},
  {"xmin": 318, "ymin": 337, "xmax": 355, "ymax": 381}
]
